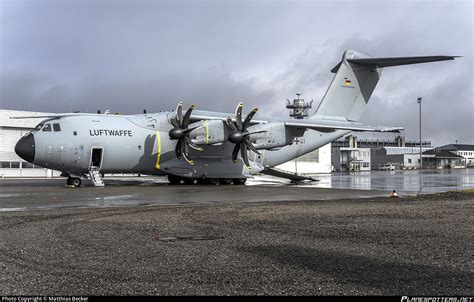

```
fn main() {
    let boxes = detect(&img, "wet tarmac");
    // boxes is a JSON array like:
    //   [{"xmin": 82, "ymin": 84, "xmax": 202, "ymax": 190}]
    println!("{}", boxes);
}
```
[
  {"xmin": 0, "ymin": 174, "xmax": 472, "ymax": 295},
  {"xmin": 0, "ymin": 169, "xmax": 472, "ymax": 212},
  {"xmin": 0, "ymin": 177, "xmax": 385, "ymax": 212}
]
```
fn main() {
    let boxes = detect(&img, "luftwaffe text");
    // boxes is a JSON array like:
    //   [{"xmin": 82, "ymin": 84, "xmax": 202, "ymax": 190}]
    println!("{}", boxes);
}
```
[{"xmin": 89, "ymin": 129, "xmax": 132, "ymax": 137}]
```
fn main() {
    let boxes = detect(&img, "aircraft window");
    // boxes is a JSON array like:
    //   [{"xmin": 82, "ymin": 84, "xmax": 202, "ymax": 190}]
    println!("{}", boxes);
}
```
[
  {"xmin": 42, "ymin": 124, "xmax": 52, "ymax": 132},
  {"xmin": 35, "ymin": 123, "xmax": 44, "ymax": 131},
  {"xmin": 53, "ymin": 123, "xmax": 61, "ymax": 132}
]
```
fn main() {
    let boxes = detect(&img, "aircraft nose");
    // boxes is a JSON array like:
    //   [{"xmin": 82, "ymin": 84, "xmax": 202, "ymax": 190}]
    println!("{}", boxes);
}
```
[{"xmin": 15, "ymin": 133, "xmax": 36, "ymax": 163}]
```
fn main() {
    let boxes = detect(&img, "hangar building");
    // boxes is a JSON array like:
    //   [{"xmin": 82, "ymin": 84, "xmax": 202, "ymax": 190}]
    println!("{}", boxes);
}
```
[
  {"xmin": 0, "ymin": 110, "xmax": 60, "ymax": 178},
  {"xmin": 275, "ymin": 143, "xmax": 332, "ymax": 174}
]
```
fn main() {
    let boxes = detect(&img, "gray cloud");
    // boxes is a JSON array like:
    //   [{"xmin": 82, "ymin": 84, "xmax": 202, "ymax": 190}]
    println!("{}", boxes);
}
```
[{"xmin": 0, "ymin": 0, "xmax": 472, "ymax": 146}]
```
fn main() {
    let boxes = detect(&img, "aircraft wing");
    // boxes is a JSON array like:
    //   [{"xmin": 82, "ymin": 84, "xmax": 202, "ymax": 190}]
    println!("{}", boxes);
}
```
[
  {"xmin": 283, "ymin": 119, "xmax": 403, "ymax": 132},
  {"xmin": 9, "ymin": 113, "xmax": 101, "ymax": 119},
  {"xmin": 191, "ymin": 110, "xmax": 402, "ymax": 133},
  {"xmin": 191, "ymin": 110, "xmax": 266, "ymax": 124},
  {"xmin": 10, "ymin": 110, "xmax": 402, "ymax": 133}
]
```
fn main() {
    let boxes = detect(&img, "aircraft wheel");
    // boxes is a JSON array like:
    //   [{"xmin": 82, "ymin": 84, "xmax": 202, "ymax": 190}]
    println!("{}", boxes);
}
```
[
  {"xmin": 234, "ymin": 178, "xmax": 247, "ymax": 185},
  {"xmin": 68, "ymin": 177, "xmax": 81, "ymax": 187},
  {"xmin": 220, "ymin": 178, "xmax": 234, "ymax": 185},
  {"xmin": 182, "ymin": 178, "xmax": 194, "ymax": 185},
  {"xmin": 167, "ymin": 174, "xmax": 182, "ymax": 185},
  {"xmin": 208, "ymin": 179, "xmax": 220, "ymax": 186},
  {"xmin": 191, "ymin": 179, "xmax": 204, "ymax": 185}
]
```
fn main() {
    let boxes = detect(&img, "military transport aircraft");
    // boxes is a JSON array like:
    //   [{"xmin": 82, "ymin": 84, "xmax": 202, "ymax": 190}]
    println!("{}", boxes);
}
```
[{"xmin": 13, "ymin": 50, "xmax": 457, "ymax": 187}]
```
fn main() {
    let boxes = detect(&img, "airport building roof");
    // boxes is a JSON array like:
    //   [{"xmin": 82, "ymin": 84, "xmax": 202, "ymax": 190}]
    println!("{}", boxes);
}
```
[
  {"xmin": 422, "ymin": 149, "xmax": 464, "ymax": 158},
  {"xmin": 0, "ymin": 110, "xmax": 53, "ymax": 129},
  {"xmin": 437, "ymin": 144, "xmax": 474, "ymax": 151}
]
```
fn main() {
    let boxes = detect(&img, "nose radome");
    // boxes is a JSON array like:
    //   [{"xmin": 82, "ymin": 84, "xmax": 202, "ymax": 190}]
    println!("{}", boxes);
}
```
[{"xmin": 15, "ymin": 133, "xmax": 35, "ymax": 163}]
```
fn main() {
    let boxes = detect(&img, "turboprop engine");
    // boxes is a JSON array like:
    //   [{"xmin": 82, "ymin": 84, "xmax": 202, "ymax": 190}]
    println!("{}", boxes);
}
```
[
  {"xmin": 247, "ymin": 122, "xmax": 295, "ymax": 150},
  {"xmin": 189, "ymin": 120, "xmax": 227, "ymax": 145}
]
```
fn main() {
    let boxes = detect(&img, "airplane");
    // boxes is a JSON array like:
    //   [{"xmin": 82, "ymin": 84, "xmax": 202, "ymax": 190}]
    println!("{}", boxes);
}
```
[{"xmin": 12, "ymin": 50, "xmax": 458, "ymax": 187}]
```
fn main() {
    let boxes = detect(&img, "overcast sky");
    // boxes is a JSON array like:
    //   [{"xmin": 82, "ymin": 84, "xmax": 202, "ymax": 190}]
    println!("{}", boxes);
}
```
[{"xmin": 0, "ymin": 0, "xmax": 472, "ymax": 146}]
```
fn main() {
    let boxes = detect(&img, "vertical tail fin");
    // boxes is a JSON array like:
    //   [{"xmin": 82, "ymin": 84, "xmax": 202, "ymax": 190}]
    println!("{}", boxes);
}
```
[
  {"xmin": 313, "ymin": 50, "xmax": 381, "ymax": 121},
  {"xmin": 313, "ymin": 50, "xmax": 458, "ymax": 121}
]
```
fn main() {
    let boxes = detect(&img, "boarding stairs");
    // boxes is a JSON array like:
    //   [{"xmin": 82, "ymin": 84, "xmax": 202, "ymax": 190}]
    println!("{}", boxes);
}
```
[{"xmin": 89, "ymin": 167, "xmax": 105, "ymax": 187}]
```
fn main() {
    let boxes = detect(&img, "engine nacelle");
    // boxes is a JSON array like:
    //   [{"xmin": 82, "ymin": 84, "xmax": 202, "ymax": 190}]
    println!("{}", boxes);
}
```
[
  {"xmin": 189, "ymin": 120, "xmax": 226, "ymax": 145},
  {"xmin": 247, "ymin": 122, "xmax": 294, "ymax": 150}
]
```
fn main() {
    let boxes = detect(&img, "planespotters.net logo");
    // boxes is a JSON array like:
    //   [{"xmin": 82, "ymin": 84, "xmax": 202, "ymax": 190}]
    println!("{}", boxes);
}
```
[{"xmin": 402, "ymin": 297, "xmax": 473, "ymax": 302}]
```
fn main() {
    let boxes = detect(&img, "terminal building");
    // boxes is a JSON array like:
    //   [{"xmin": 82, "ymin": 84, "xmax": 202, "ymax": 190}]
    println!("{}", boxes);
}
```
[
  {"xmin": 437, "ymin": 144, "xmax": 474, "ymax": 167},
  {"xmin": 422, "ymin": 144, "xmax": 474, "ymax": 169},
  {"xmin": 332, "ymin": 135, "xmax": 433, "ymax": 171}
]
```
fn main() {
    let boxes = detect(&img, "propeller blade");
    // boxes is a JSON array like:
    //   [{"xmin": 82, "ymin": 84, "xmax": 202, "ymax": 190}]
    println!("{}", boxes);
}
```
[
  {"xmin": 245, "ymin": 130, "xmax": 267, "ymax": 136},
  {"xmin": 183, "ymin": 125, "xmax": 201, "ymax": 135},
  {"xmin": 183, "ymin": 140, "xmax": 190, "ymax": 156},
  {"xmin": 232, "ymin": 144, "xmax": 240, "ymax": 162},
  {"xmin": 235, "ymin": 102, "xmax": 243, "ymax": 130},
  {"xmin": 175, "ymin": 139, "xmax": 182, "ymax": 159},
  {"xmin": 185, "ymin": 137, "xmax": 204, "ymax": 151},
  {"xmin": 176, "ymin": 102, "xmax": 183, "ymax": 125},
  {"xmin": 170, "ymin": 117, "xmax": 179, "ymax": 128},
  {"xmin": 240, "ymin": 143, "xmax": 250, "ymax": 167},
  {"xmin": 244, "ymin": 139, "xmax": 261, "ymax": 155},
  {"xmin": 242, "ymin": 108, "xmax": 258, "ymax": 131},
  {"xmin": 182, "ymin": 104, "xmax": 195, "ymax": 128},
  {"xmin": 226, "ymin": 117, "xmax": 238, "ymax": 132},
  {"xmin": 182, "ymin": 143, "xmax": 194, "ymax": 165}
]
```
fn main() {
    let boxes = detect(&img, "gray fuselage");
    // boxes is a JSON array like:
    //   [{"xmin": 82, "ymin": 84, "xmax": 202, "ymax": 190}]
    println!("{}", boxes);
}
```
[{"xmin": 17, "ymin": 112, "xmax": 348, "ymax": 179}]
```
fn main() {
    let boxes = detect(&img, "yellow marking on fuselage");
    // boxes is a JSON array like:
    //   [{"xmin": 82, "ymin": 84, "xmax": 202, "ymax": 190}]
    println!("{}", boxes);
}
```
[
  {"xmin": 182, "ymin": 152, "xmax": 194, "ymax": 165},
  {"xmin": 204, "ymin": 120, "xmax": 209, "ymax": 144},
  {"xmin": 155, "ymin": 130, "xmax": 161, "ymax": 170}
]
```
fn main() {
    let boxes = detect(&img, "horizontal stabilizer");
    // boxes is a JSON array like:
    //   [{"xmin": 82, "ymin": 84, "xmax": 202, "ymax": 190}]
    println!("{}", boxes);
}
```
[{"xmin": 347, "ymin": 56, "xmax": 459, "ymax": 68}]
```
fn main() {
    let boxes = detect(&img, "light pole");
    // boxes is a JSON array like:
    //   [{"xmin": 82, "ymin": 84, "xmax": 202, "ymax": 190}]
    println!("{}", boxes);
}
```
[{"xmin": 417, "ymin": 97, "xmax": 422, "ymax": 169}]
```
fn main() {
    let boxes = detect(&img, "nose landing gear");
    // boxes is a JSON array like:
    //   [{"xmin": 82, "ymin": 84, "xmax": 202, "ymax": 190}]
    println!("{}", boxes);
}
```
[{"xmin": 66, "ymin": 177, "xmax": 82, "ymax": 187}]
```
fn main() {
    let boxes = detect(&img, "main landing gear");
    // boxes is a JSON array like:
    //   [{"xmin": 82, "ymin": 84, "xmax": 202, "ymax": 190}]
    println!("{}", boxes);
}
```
[
  {"xmin": 167, "ymin": 175, "xmax": 247, "ymax": 186},
  {"xmin": 66, "ymin": 177, "xmax": 82, "ymax": 187}
]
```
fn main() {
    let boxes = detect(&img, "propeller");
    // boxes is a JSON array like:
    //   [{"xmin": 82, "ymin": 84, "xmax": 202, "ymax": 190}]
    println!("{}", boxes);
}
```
[
  {"xmin": 169, "ymin": 102, "xmax": 203, "ymax": 164},
  {"xmin": 226, "ymin": 102, "xmax": 265, "ymax": 168}
]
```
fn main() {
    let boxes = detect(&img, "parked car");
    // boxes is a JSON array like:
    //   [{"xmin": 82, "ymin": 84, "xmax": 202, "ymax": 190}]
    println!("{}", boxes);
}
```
[{"xmin": 381, "ymin": 163, "xmax": 395, "ymax": 171}]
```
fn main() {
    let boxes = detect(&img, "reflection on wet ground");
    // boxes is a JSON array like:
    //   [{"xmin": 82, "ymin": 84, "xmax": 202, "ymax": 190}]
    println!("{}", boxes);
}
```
[
  {"xmin": 0, "ymin": 169, "xmax": 472, "ymax": 212},
  {"xmin": 303, "ymin": 168, "xmax": 474, "ymax": 194}
]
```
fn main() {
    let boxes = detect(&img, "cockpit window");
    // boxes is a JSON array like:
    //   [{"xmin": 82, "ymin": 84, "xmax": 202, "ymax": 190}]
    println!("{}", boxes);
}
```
[
  {"xmin": 53, "ymin": 123, "xmax": 61, "ymax": 132},
  {"xmin": 42, "ymin": 124, "xmax": 52, "ymax": 132},
  {"xmin": 35, "ymin": 123, "xmax": 44, "ymax": 131}
]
